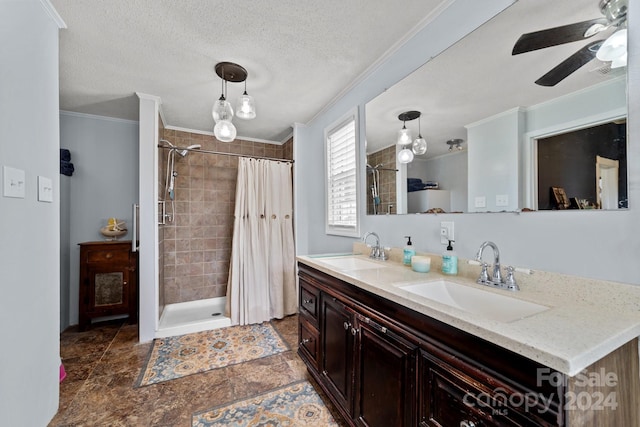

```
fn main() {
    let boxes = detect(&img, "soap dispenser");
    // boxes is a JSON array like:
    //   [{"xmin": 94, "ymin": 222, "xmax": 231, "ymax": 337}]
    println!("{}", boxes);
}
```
[
  {"xmin": 442, "ymin": 240, "xmax": 458, "ymax": 275},
  {"xmin": 403, "ymin": 236, "xmax": 416, "ymax": 266}
]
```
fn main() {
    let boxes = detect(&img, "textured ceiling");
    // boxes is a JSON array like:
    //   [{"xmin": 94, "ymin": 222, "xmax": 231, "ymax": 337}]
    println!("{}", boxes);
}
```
[
  {"xmin": 365, "ymin": 0, "xmax": 626, "ymax": 158},
  {"xmin": 52, "ymin": 0, "xmax": 448, "ymax": 142}
]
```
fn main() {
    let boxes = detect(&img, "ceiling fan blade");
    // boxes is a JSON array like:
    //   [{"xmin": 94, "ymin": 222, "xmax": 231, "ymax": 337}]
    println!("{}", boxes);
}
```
[
  {"xmin": 512, "ymin": 18, "xmax": 608, "ymax": 55},
  {"xmin": 535, "ymin": 40, "xmax": 602, "ymax": 87}
]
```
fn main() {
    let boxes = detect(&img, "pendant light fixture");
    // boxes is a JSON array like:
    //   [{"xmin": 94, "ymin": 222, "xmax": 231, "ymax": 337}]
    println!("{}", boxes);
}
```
[
  {"xmin": 396, "ymin": 111, "xmax": 420, "ymax": 164},
  {"xmin": 212, "ymin": 62, "xmax": 256, "ymax": 142},
  {"xmin": 446, "ymin": 138, "xmax": 464, "ymax": 151},
  {"xmin": 412, "ymin": 113, "xmax": 427, "ymax": 156},
  {"xmin": 236, "ymin": 80, "xmax": 256, "ymax": 120}
]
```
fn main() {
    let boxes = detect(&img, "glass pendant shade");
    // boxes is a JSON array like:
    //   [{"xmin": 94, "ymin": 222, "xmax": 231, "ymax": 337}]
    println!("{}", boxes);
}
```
[
  {"xmin": 212, "ymin": 98, "xmax": 234, "ymax": 123},
  {"xmin": 596, "ymin": 29, "xmax": 627, "ymax": 65},
  {"xmin": 397, "ymin": 147, "xmax": 414, "ymax": 164},
  {"xmin": 397, "ymin": 126, "xmax": 412, "ymax": 146},
  {"xmin": 412, "ymin": 136, "xmax": 427, "ymax": 155},
  {"xmin": 236, "ymin": 92, "xmax": 256, "ymax": 120},
  {"xmin": 214, "ymin": 120, "xmax": 237, "ymax": 142}
]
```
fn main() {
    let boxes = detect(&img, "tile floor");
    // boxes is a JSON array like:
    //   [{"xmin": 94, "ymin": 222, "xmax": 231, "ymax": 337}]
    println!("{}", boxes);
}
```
[{"xmin": 49, "ymin": 315, "xmax": 346, "ymax": 427}]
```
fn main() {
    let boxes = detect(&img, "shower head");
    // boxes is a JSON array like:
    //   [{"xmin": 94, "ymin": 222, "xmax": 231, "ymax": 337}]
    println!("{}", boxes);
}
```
[{"xmin": 178, "ymin": 144, "xmax": 202, "ymax": 157}]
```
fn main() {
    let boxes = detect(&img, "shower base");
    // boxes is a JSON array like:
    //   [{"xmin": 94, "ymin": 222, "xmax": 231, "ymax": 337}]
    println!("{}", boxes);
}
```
[{"xmin": 156, "ymin": 296, "xmax": 231, "ymax": 338}]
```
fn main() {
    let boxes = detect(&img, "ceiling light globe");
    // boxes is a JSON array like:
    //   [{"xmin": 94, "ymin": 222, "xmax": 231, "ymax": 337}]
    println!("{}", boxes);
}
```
[
  {"xmin": 214, "ymin": 120, "xmax": 237, "ymax": 142},
  {"xmin": 412, "ymin": 137, "xmax": 427, "ymax": 155},
  {"xmin": 596, "ymin": 29, "xmax": 627, "ymax": 62},
  {"xmin": 212, "ymin": 99, "xmax": 234, "ymax": 123},
  {"xmin": 397, "ymin": 148, "xmax": 414, "ymax": 164},
  {"xmin": 397, "ymin": 127, "xmax": 413, "ymax": 146},
  {"xmin": 236, "ymin": 93, "xmax": 256, "ymax": 120}
]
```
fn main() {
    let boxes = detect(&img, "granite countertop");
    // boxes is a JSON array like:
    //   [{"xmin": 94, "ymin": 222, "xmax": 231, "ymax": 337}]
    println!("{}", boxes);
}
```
[{"xmin": 297, "ymin": 248, "xmax": 640, "ymax": 377}]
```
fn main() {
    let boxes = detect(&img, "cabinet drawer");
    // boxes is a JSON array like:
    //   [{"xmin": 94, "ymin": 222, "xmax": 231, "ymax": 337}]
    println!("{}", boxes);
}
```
[
  {"xmin": 421, "ymin": 357, "xmax": 547, "ymax": 427},
  {"xmin": 299, "ymin": 280, "xmax": 320, "ymax": 324},
  {"xmin": 86, "ymin": 248, "xmax": 130, "ymax": 264},
  {"xmin": 298, "ymin": 317, "xmax": 319, "ymax": 370}
]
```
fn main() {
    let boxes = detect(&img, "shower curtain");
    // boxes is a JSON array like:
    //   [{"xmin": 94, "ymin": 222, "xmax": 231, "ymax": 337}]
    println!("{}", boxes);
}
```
[{"xmin": 226, "ymin": 157, "xmax": 297, "ymax": 325}]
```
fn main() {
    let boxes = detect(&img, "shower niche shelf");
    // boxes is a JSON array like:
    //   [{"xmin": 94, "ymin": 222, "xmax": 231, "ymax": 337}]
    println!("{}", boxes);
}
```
[{"xmin": 78, "ymin": 241, "xmax": 138, "ymax": 330}]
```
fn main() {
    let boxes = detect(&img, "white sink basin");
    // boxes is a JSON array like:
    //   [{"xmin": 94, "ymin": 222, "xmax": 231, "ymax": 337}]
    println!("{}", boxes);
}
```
[
  {"xmin": 315, "ymin": 256, "xmax": 388, "ymax": 271},
  {"xmin": 398, "ymin": 280, "xmax": 549, "ymax": 323}
]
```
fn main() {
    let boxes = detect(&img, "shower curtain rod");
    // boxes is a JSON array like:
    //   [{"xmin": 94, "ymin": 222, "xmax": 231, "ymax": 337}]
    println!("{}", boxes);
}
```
[{"xmin": 158, "ymin": 144, "xmax": 294, "ymax": 163}]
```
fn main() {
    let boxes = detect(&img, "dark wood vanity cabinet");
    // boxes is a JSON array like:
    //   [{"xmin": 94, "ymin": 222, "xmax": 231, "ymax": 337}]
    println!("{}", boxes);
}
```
[
  {"xmin": 297, "ymin": 263, "xmax": 565, "ymax": 427},
  {"xmin": 78, "ymin": 241, "xmax": 138, "ymax": 330}
]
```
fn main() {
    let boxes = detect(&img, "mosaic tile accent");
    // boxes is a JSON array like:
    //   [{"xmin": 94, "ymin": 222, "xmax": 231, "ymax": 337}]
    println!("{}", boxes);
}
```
[
  {"xmin": 192, "ymin": 380, "xmax": 338, "ymax": 427},
  {"xmin": 137, "ymin": 322, "xmax": 289, "ymax": 386}
]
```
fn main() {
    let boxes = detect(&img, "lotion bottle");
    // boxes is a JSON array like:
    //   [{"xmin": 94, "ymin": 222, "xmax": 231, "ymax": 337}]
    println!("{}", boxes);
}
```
[
  {"xmin": 403, "ymin": 236, "xmax": 415, "ymax": 266},
  {"xmin": 442, "ymin": 240, "xmax": 458, "ymax": 275}
]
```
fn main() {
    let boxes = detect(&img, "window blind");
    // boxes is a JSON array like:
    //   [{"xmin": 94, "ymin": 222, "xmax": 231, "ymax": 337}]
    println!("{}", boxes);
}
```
[{"xmin": 326, "ymin": 117, "xmax": 358, "ymax": 236}]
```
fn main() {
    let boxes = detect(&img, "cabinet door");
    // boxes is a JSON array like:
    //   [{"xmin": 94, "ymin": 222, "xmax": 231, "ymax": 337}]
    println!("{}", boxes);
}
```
[
  {"xmin": 354, "ymin": 315, "xmax": 417, "ymax": 427},
  {"xmin": 321, "ymin": 294, "xmax": 356, "ymax": 417},
  {"xmin": 84, "ymin": 266, "xmax": 131, "ymax": 315}
]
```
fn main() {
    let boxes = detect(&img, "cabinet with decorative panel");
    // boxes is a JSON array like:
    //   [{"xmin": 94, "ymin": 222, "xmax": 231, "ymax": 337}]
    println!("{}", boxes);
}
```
[{"xmin": 78, "ymin": 241, "xmax": 138, "ymax": 330}]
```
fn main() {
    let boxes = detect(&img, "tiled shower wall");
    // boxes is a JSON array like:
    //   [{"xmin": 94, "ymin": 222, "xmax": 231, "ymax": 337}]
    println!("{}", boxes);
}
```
[
  {"xmin": 159, "ymin": 129, "xmax": 293, "ymax": 305},
  {"xmin": 366, "ymin": 145, "xmax": 397, "ymax": 214}
]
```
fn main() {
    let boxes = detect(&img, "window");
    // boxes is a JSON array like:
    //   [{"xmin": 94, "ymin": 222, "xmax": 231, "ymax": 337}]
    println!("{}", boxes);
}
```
[{"xmin": 325, "ymin": 111, "xmax": 360, "ymax": 237}]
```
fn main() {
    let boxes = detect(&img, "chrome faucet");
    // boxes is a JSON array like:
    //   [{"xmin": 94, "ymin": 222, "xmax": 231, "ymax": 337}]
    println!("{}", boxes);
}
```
[
  {"xmin": 363, "ymin": 232, "xmax": 387, "ymax": 260},
  {"xmin": 475, "ymin": 241, "xmax": 502, "ymax": 284},
  {"xmin": 474, "ymin": 241, "xmax": 519, "ymax": 291}
]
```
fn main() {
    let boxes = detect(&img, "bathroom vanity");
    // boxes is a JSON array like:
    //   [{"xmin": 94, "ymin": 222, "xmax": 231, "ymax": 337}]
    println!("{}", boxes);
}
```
[{"xmin": 297, "ymin": 253, "xmax": 640, "ymax": 427}]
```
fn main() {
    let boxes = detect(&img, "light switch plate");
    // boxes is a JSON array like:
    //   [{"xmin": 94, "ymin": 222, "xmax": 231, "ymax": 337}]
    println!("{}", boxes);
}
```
[
  {"xmin": 38, "ymin": 176, "xmax": 53, "ymax": 202},
  {"xmin": 440, "ymin": 221, "xmax": 454, "ymax": 244},
  {"xmin": 3, "ymin": 166, "xmax": 26, "ymax": 198},
  {"xmin": 474, "ymin": 196, "xmax": 486, "ymax": 208}
]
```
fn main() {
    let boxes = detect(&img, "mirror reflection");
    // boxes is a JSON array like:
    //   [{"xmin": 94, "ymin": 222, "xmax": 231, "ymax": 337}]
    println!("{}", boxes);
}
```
[{"xmin": 364, "ymin": 0, "xmax": 628, "ymax": 215}]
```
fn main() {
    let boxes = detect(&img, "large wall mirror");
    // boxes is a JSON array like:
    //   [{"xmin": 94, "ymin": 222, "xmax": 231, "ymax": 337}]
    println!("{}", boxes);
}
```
[{"xmin": 365, "ymin": 0, "xmax": 628, "ymax": 215}]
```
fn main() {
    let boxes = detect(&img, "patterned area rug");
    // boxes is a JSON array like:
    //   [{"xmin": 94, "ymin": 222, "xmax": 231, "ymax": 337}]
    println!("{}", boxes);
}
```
[
  {"xmin": 192, "ymin": 380, "xmax": 338, "ymax": 426},
  {"xmin": 136, "ymin": 322, "xmax": 289, "ymax": 386}
]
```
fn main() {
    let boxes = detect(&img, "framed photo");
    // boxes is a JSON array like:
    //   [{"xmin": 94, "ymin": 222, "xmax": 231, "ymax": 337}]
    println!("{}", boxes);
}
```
[{"xmin": 551, "ymin": 186, "xmax": 570, "ymax": 209}]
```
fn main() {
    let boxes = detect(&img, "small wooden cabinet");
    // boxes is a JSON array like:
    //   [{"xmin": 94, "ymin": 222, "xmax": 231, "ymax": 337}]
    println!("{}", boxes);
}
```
[{"xmin": 78, "ymin": 241, "xmax": 138, "ymax": 330}]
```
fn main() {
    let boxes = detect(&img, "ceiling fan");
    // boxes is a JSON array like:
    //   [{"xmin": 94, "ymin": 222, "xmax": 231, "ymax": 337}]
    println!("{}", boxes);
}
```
[{"xmin": 512, "ymin": 0, "xmax": 628, "ymax": 86}]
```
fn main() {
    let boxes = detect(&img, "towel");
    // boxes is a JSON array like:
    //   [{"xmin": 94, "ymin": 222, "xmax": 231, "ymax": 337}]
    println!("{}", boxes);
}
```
[{"xmin": 60, "ymin": 148, "xmax": 71, "ymax": 162}]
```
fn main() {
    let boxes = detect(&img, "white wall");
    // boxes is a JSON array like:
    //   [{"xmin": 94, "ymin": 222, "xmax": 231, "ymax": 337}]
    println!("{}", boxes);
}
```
[
  {"xmin": 0, "ymin": 1, "xmax": 64, "ymax": 424},
  {"xmin": 294, "ymin": 0, "xmax": 640, "ymax": 285},
  {"xmin": 467, "ymin": 108, "xmax": 523, "ymax": 212},
  {"xmin": 59, "ymin": 112, "xmax": 139, "ymax": 329},
  {"xmin": 408, "ymin": 151, "xmax": 468, "ymax": 212}
]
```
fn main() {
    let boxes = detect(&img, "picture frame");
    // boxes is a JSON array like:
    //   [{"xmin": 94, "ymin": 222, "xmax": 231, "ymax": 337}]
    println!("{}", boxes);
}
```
[{"xmin": 551, "ymin": 186, "xmax": 570, "ymax": 209}]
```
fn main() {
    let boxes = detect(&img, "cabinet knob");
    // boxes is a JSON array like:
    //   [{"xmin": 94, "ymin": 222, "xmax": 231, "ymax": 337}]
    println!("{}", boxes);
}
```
[
  {"xmin": 300, "ymin": 338, "xmax": 311, "ymax": 345},
  {"xmin": 460, "ymin": 421, "xmax": 476, "ymax": 427},
  {"xmin": 123, "ymin": 281, "xmax": 127, "ymax": 285},
  {"xmin": 105, "ymin": 252, "xmax": 112, "ymax": 259},
  {"xmin": 351, "ymin": 327, "xmax": 357, "ymax": 336},
  {"xmin": 303, "ymin": 298, "xmax": 313, "ymax": 304},
  {"xmin": 343, "ymin": 321, "xmax": 351, "ymax": 330}
]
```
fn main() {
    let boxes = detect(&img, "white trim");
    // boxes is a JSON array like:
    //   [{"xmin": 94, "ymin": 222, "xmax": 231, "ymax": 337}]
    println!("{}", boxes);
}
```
[
  {"xmin": 525, "ymin": 76, "xmax": 626, "ymax": 114},
  {"xmin": 164, "ymin": 124, "xmax": 283, "ymax": 145},
  {"xmin": 59, "ymin": 110, "xmax": 139, "ymax": 125},
  {"xmin": 324, "ymin": 107, "xmax": 361, "ymax": 238},
  {"xmin": 136, "ymin": 92, "xmax": 163, "ymax": 103},
  {"xmin": 521, "ymin": 108, "xmax": 627, "ymax": 210},
  {"xmin": 39, "ymin": 0, "xmax": 66, "ymax": 28},
  {"xmin": 465, "ymin": 106, "xmax": 525, "ymax": 129},
  {"xmin": 137, "ymin": 96, "xmax": 161, "ymax": 343},
  {"xmin": 158, "ymin": 103, "xmax": 168, "ymax": 129}
]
